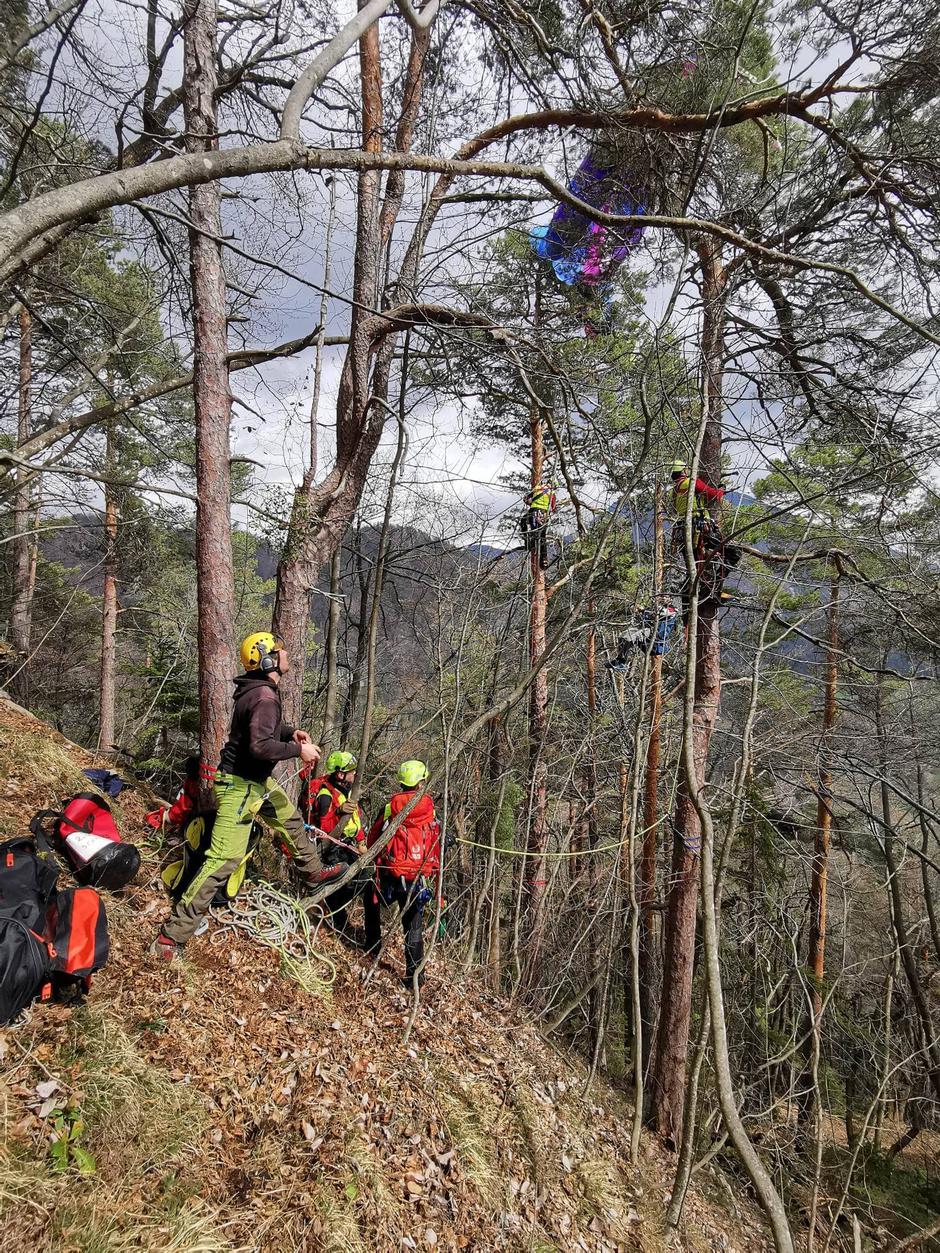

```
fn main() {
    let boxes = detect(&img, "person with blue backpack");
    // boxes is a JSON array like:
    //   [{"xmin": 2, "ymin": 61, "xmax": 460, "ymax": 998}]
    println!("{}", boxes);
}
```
[
  {"xmin": 364, "ymin": 760, "xmax": 441, "ymax": 987},
  {"xmin": 606, "ymin": 604, "xmax": 678, "ymax": 671}
]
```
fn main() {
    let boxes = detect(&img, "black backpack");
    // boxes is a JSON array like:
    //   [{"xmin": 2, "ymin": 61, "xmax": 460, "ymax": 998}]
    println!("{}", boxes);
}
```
[{"xmin": 0, "ymin": 838, "xmax": 109, "ymax": 1026}]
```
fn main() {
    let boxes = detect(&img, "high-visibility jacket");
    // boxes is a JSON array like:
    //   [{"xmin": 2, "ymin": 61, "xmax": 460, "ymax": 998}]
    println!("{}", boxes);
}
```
[
  {"xmin": 672, "ymin": 474, "xmax": 723, "ymax": 520},
  {"xmin": 299, "ymin": 770, "xmax": 363, "ymax": 843},
  {"xmin": 528, "ymin": 487, "xmax": 556, "ymax": 512},
  {"xmin": 316, "ymin": 780, "xmax": 364, "ymax": 843}
]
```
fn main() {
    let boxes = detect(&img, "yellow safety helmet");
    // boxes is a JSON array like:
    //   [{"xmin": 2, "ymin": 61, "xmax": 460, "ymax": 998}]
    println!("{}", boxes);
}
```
[
  {"xmin": 398, "ymin": 759, "xmax": 429, "ymax": 788},
  {"xmin": 240, "ymin": 631, "xmax": 282, "ymax": 674},
  {"xmin": 670, "ymin": 459, "xmax": 687, "ymax": 476},
  {"xmin": 326, "ymin": 750, "xmax": 357, "ymax": 774}
]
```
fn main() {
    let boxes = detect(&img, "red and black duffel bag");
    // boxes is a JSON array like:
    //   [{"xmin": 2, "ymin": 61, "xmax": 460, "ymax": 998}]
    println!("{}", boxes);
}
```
[
  {"xmin": 31, "ymin": 794, "xmax": 141, "ymax": 891},
  {"xmin": 0, "ymin": 837, "xmax": 109, "ymax": 1025}
]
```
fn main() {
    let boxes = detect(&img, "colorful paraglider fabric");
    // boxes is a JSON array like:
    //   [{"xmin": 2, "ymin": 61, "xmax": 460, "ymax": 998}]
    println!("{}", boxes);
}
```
[
  {"xmin": 529, "ymin": 151, "xmax": 645, "ymax": 285},
  {"xmin": 530, "ymin": 150, "xmax": 645, "ymax": 334}
]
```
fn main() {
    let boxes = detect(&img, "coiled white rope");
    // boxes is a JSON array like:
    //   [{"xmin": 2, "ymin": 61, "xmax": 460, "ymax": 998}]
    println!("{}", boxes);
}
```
[{"xmin": 209, "ymin": 881, "xmax": 338, "ymax": 998}]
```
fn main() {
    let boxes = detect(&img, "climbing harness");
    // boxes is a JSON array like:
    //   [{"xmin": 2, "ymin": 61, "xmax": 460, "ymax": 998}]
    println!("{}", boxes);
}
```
[{"xmin": 669, "ymin": 515, "xmax": 741, "ymax": 611}]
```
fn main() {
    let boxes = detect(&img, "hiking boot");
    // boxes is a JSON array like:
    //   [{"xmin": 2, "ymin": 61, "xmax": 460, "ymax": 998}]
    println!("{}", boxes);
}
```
[{"xmin": 151, "ymin": 933, "xmax": 181, "ymax": 962}]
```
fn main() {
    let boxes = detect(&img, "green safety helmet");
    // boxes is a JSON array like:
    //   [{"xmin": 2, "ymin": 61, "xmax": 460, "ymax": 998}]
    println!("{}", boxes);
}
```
[
  {"xmin": 326, "ymin": 750, "xmax": 357, "ymax": 774},
  {"xmin": 670, "ymin": 459, "xmax": 687, "ymax": 475},
  {"xmin": 398, "ymin": 759, "xmax": 429, "ymax": 788}
]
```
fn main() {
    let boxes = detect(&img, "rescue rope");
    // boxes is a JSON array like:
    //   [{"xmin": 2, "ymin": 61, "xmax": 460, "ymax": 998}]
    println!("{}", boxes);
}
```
[{"xmin": 209, "ymin": 881, "xmax": 338, "ymax": 998}]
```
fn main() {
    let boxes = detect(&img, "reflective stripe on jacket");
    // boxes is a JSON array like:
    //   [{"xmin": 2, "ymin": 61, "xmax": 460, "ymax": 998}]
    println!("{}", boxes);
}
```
[
  {"xmin": 316, "ymin": 782, "xmax": 364, "ymax": 842},
  {"xmin": 528, "ymin": 489, "xmax": 556, "ymax": 511}
]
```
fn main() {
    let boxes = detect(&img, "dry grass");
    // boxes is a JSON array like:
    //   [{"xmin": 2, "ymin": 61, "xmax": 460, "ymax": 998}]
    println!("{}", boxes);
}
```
[
  {"xmin": 433, "ymin": 1068, "xmax": 503, "ymax": 1210},
  {"xmin": 0, "ymin": 1002, "xmax": 208, "ymax": 1253},
  {"xmin": 0, "ymin": 729, "xmax": 88, "ymax": 837},
  {"xmin": 65, "ymin": 1006, "xmax": 200, "ymax": 1172},
  {"xmin": 0, "ymin": 697, "xmax": 774, "ymax": 1253},
  {"xmin": 0, "ymin": 1148, "xmax": 238, "ymax": 1253}
]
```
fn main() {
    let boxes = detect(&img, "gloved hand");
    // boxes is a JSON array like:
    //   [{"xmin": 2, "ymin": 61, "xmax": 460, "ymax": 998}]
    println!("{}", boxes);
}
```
[
  {"xmin": 145, "ymin": 808, "xmax": 166, "ymax": 831},
  {"xmin": 336, "ymin": 800, "xmax": 357, "ymax": 820}
]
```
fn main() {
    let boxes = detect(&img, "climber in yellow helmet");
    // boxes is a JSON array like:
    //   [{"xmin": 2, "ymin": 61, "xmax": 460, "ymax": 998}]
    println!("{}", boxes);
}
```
[
  {"xmin": 154, "ymin": 632, "xmax": 327, "ymax": 960},
  {"xmin": 667, "ymin": 461, "xmax": 742, "ymax": 608},
  {"xmin": 364, "ymin": 760, "xmax": 441, "ymax": 987}
]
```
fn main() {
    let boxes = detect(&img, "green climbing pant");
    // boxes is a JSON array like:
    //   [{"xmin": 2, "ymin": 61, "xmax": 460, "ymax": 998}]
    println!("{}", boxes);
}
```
[{"xmin": 162, "ymin": 772, "xmax": 323, "ymax": 945}]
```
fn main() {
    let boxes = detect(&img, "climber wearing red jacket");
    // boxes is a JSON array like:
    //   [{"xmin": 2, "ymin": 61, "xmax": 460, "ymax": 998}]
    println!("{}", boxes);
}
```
[
  {"xmin": 364, "ymin": 760, "xmax": 441, "ymax": 986},
  {"xmin": 300, "ymin": 749, "xmax": 366, "ymax": 938},
  {"xmin": 670, "ymin": 459, "xmax": 725, "ymax": 522}
]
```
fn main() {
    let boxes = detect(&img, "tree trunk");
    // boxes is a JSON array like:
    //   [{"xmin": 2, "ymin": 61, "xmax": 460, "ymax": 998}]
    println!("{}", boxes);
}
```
[
  {"xmin": 807, "ymin": 572, "xmax": 839, "ymax": 1006},
  {"xmin": 272, "ymin": 184, "xmax": 335, "ymax": 726},
  {"xmin": 10, "ymin": 305, "xmax": 33, "ymax": 703},
  {"xmin": 98, "ymin": 420, "xmax": 118, "ymax": 754},
  {"xmin": 523, "ymin": 386, "xmax": 549, "ymax": 985},
  {"xmin": 320, "ymin": 549, "xmax": 342, "ymax": 750},
  {"xmin": 914, "ymin": 751, "xmax": 940, "ymax": 966},
  {"xmin": 351, "ymin": 347, "xmax": 409, "ymax": 803},
  {"xmin": 272, "ymin": 16, "xmax": 430, "ymax": 724},
  {"xmin": 876, "ymin": 678, "xmax": 940, "ymax": 1106},
  {"xmin": 647, "ymin": 237, "xmax": 725, "ymax": 1145},
  {"xmin": 341, "ymin": 525, "xmax": 370, "ymax": 743},
  {"xmin": 639, "ymin": 482, "xmax": 664, "ymax": 1070},
  {"xmin": 184, "ymin": 0, "xmax": 236, "ymax": 790},
  {"xmin": 582, "ymin": 609, "xmax": 603, "ymax": 1050},
  {"xmin": 799, "ymin": 572, "xmax": 839, "ymax": 1139},
  {"xmin": 873, "ymin": 947, "xmax": 898, "ymax": 1150}
]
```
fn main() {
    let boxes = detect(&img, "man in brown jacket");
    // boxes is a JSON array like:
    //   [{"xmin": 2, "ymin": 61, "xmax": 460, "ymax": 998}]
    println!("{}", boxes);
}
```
[{"xmin": 155, "ymin": 632, "xmax": 326, "ymax": 959}]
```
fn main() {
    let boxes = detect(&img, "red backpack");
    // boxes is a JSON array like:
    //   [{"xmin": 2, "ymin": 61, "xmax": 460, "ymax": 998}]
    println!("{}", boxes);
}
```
[
  {"xmin": 299, "ymin": 772, "xmax": 327, "ymax": 825},
  {"xmin": 375, "ymin": 793, "xmax": 441, "ymax": 881},
  {"xmin": 0, "ymin": 837, "xmax": 109, "ymax": 1025},
  {"xmin": 31, "ymin": 794, "xmax": 141, "ymax": 891}
]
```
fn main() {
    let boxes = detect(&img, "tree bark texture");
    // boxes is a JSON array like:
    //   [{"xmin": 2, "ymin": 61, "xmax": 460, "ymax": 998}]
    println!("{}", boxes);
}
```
[
  {"xmin": 184, "ymin": 0, "xmax": 237, "ymax": 785},
  {"xmin": 582, "ymin": 611, "xmax": 602, "ymax": 1049},
  {"xmin": 10, "ymin": 305, "xmax": 33, "ymax": 703},
  {"xmin": 98, "ymin": 421, "xmax": 118, "ymax": 753},
  {"xmin": 273, "ymin": 183, "xmax": 335, "ymax": 728},
  {"xmin": 808, "ymin": 573, "xmax": 838, "ymax": 1000},
  {"xmin": 876, "ymin": 679, "xmax": 940, "ymax": 1106},
  {"xmin": 523, "ymin": 392, "xmax": 549, "ymax": 984},
  {"xmin": 639, "ymin": 482, "xmax": 664, "ymax": 1069},
  {"xmin": 320, "ymin": 549, "xmax": 342, "ymax": 749},
  {"xmin": 351, "ymin": 360, "xmax": 409, "ymax": 804},
  {"xmin": 647, "ymin": 237, "xmax": 725, "ymax": 1145}
]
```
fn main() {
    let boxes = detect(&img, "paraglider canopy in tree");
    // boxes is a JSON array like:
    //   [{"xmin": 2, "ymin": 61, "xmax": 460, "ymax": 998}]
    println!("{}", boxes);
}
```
[{"xmin": 529, "ymin": 147, "xmax": 646, "ymax": 335}]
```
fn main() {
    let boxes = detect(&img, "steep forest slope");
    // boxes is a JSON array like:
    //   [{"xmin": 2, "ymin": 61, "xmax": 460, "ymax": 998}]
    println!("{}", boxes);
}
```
[{"xmin": 0, "ymin": 694, "xmax": 762, "ymax": 1253}]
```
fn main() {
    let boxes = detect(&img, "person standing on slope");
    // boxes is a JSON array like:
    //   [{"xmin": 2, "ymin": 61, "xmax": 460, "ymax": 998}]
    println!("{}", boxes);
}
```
[
  {"xmin": 154, "ymin": 632, "xmax": 325, "ymax": 959},
  {"xmin": 364, "ymin": 760, "xmax": 441, "ymax": 987},
  {"xmin": 302, "ymin": 749, "xmax": 366, "ymax": 938}
]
